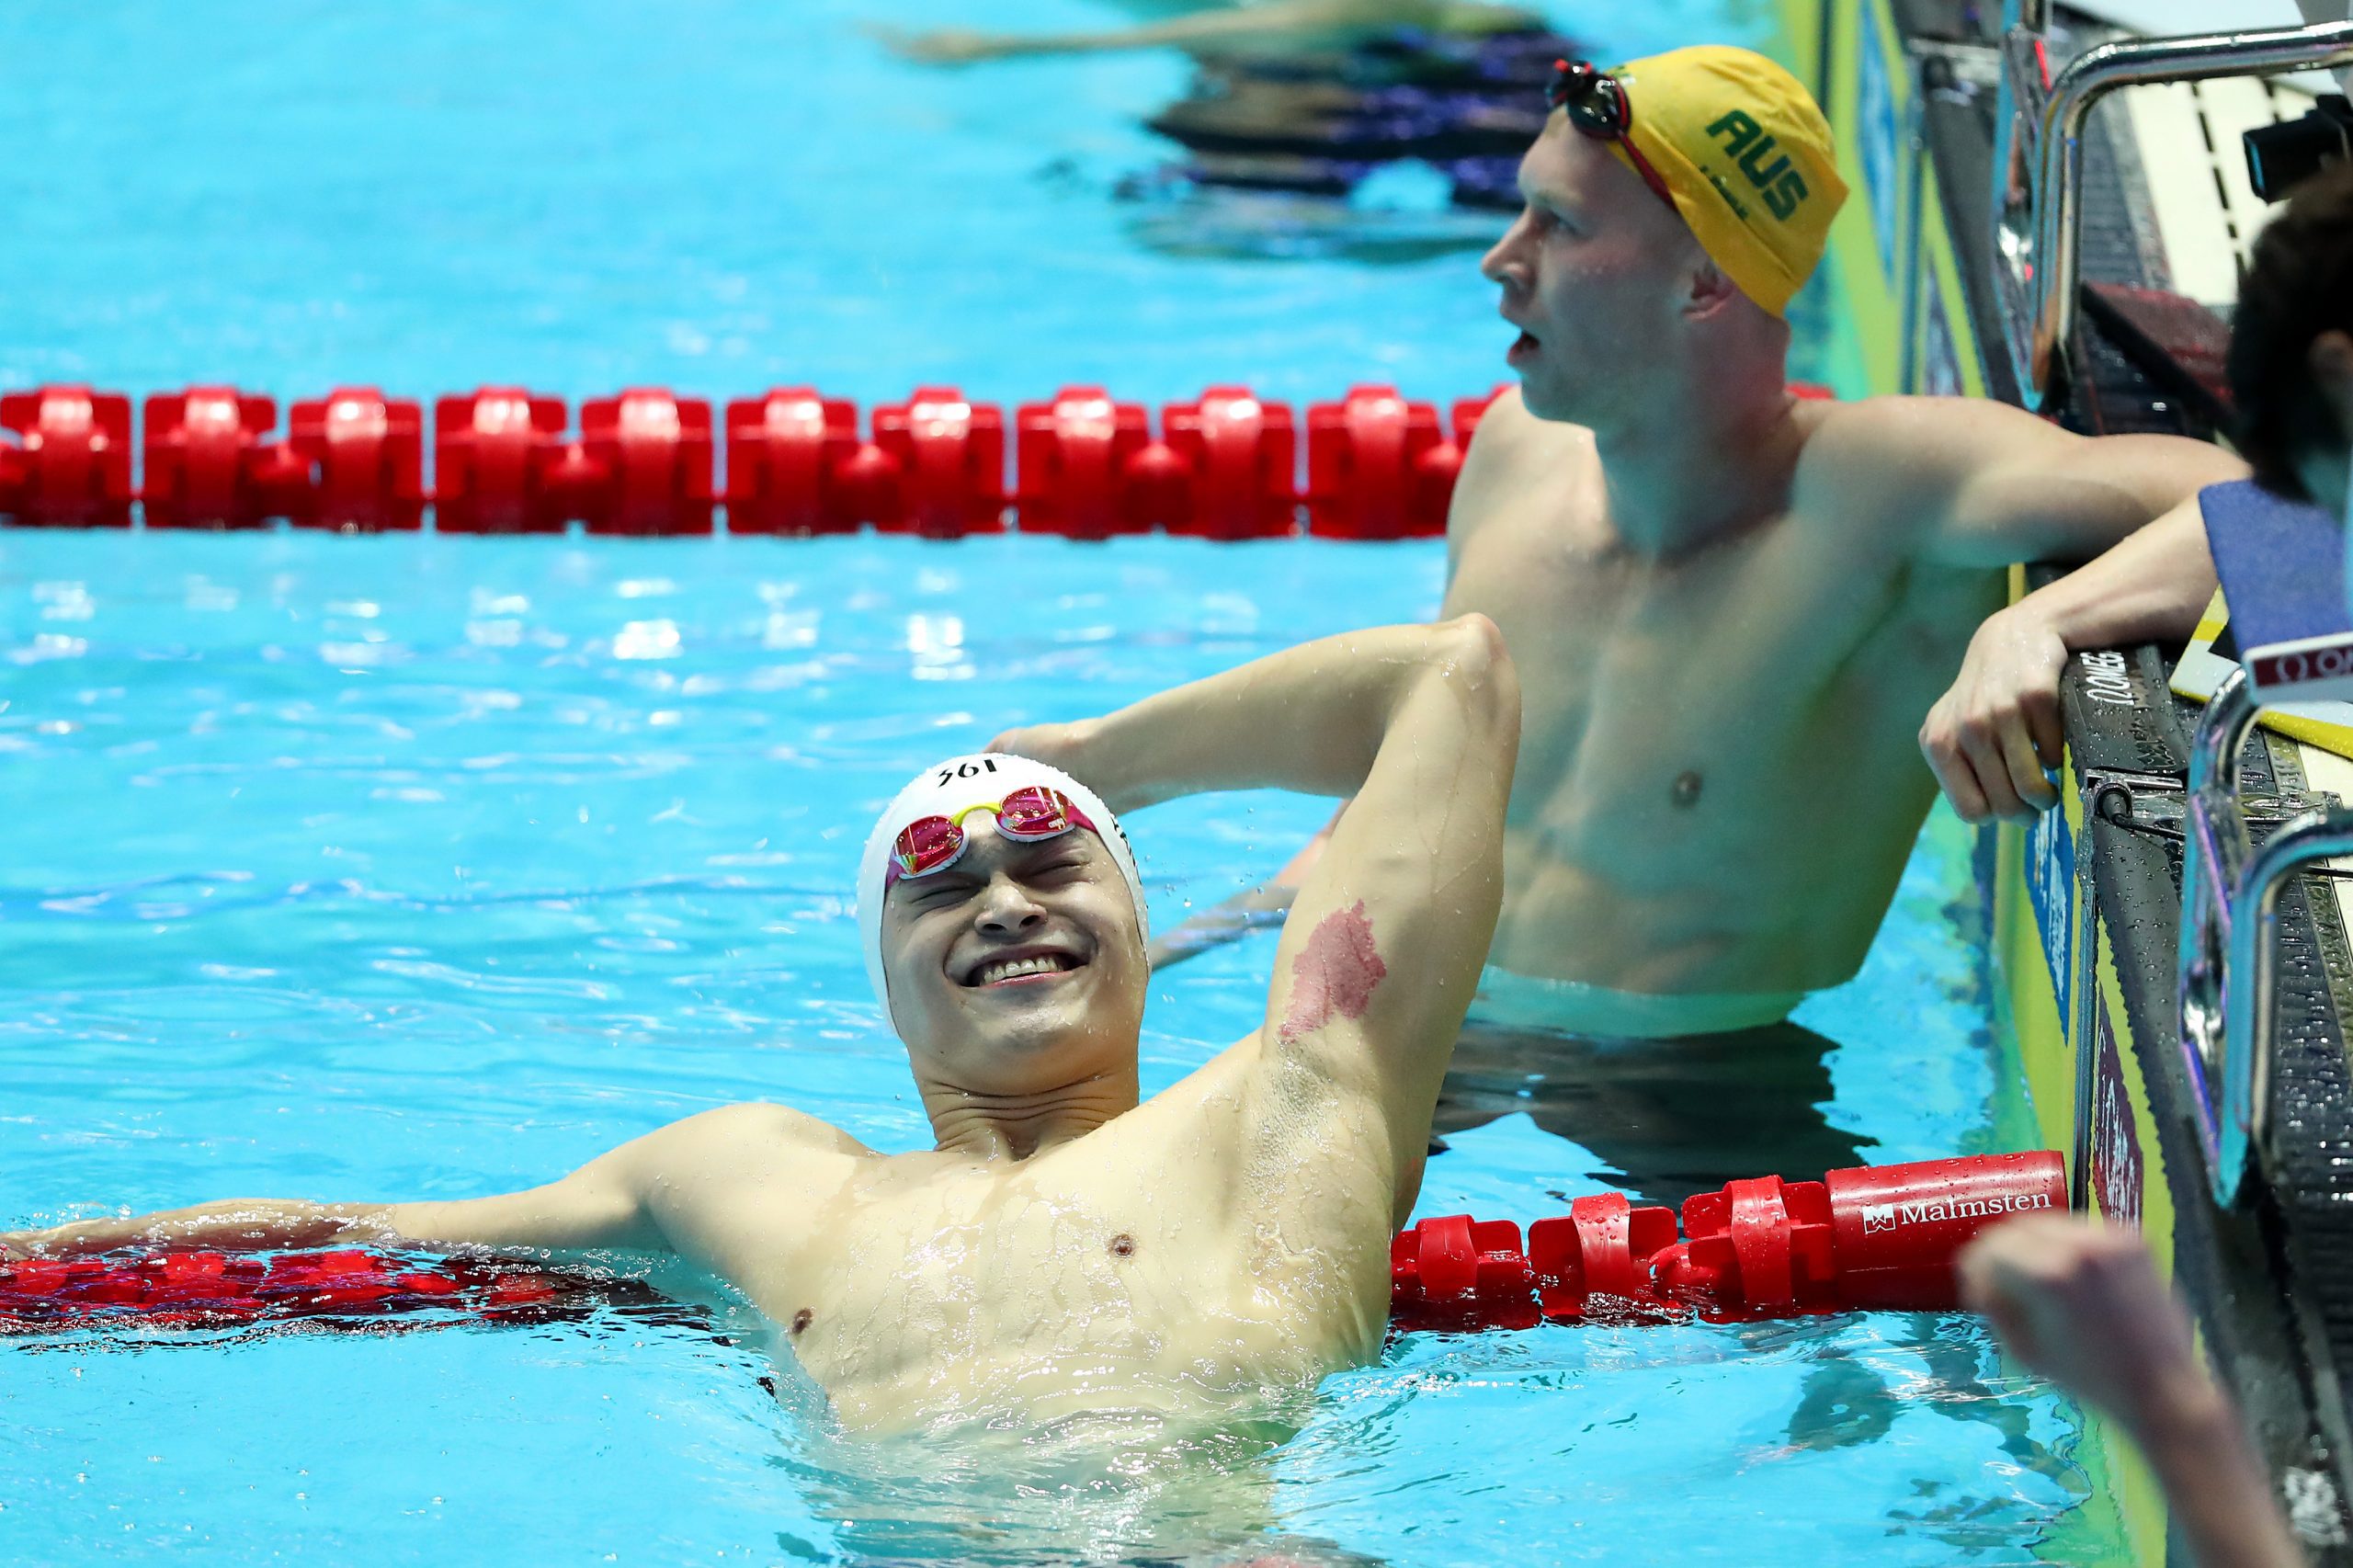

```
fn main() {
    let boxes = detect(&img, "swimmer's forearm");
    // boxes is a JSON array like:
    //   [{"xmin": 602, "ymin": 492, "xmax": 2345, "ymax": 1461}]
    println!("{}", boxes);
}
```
[
  {"xmin": 5, "ymin": 1199, "xmax": 393, "ymax": 1258},
  {"xmin": 2015, "ymin": 497, "xmax": 2217, "ymax": 653},
  {"xmin": 2137, "ymin": 1383, "xmax": 2306, "ymax": 1568},
  {"xmin": 1071, "ymin": 619, "xmax": 1497, "ymax": 810},
  {"xmin": 6, "ymin": 1191, "xmax": 658, "ymax": 1260}
]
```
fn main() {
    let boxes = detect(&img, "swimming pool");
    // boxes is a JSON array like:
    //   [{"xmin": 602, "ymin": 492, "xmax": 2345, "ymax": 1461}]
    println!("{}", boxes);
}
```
[{"xmin": 0, "ymin": 1, "xmax": 2115, "ymax": 1562}]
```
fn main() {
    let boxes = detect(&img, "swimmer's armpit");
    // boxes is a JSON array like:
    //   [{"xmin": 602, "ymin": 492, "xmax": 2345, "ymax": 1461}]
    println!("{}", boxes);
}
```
[{"xmin": 1276, "ymin": 902, "xmax": 1390, "ymax": 1046}]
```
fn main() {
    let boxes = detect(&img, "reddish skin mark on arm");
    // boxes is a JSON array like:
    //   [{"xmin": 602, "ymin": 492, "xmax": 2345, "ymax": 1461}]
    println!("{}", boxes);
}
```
[{"xmin": 1277, "ymin": 902, "xmax": 1389, "ymax": 1045}]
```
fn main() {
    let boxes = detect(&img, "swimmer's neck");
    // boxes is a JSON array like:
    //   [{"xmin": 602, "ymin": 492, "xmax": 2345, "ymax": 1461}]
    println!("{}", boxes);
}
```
[
  {"xmin": 916, "ymin": 1065, "xmax": 1142, "ymax": 1160},
  {"xmin": 1589, "ymin": 353, "xmax": 1802, "ymax": 562}
]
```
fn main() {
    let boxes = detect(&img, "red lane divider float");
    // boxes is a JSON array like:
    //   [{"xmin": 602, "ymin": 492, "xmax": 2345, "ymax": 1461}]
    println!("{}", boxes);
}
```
[
  {"xmin": 0, "ymin": 381, "xmax": 1832, "ymax": 537},
  {"xmin": 1016, "ymin": 385, "xmax": 1306, "ymax": 540},
  {"xmin": 1307, "ymin": 384, "xmax": 1459, "ymax": 540},
  {"xmin": 724, "ymin": 388, "xmax": 861, "ymax": 535},
  {"xmin": 1018, "ymin": 386, "xmax": 1156, "ymax": 539},
  {"xmin": 1391, "ymin": 1152, "xmax": 2066, "ymax": 1331},
  {"xmin": 580, "ymin": 389, "xmax": 717, "ymax": 537},
  {"xmin": 434, "ymin": 387, "xmax": 718, "ymax": 536},
  {"xmin": 433, "ymin": 388, "xmax": 567, "ymax": 534},
  {"xmin": 874, "ymin": 387, "xmax": 1008, "ymax": 538},
  {"xmin": 291, "ymin": 388, "xmax": 427, "ymax": 533},
  {"xmin": 142, "ymin": 388, "xmax": 312, "ymax": 530},
  {"xmin": 1165, "ymin": 386, "xmax": 1300, "ymax": 540},
  {"xmin": 0, "ymin": 386, "xmax": 137, "ymax": 528}
]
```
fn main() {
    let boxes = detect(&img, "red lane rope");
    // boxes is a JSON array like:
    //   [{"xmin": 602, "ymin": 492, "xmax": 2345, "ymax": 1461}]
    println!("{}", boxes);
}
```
[
  {"xmin": 0, "ymin": 381, "xmax": 1835, "ymax": 539},
  {"xmin": 1391, "ymin": 1152, "xmax": 2066, "ymax": 1332}
]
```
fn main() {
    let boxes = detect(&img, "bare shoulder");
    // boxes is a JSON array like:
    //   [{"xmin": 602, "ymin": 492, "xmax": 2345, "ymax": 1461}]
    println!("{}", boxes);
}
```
[
  {"xmin": 1139, "ymin": 1032, "xmax": 1260, "ymax": 1114},
  {"xmin": 639, "ymin": 1100, "xmax": 874, "ymax": 1167},
  {"xmin": 1796, "ymin": 394, "xmax": 2061, "ymax": 485},
  {"xmin": 1790, "ymin": 394, "xmax": 2049, "ymax": 541},
  {"xmin": 1460, "ymin": 387, "xmax": 1588, "ymax": 483},
  {"xmin": 1449, "ymin": 387, "xmax": 1591, "ymax": 559},
  {"xmin": 1794, "ymin": 393, "xmax": 1941, "ymax": 472}
]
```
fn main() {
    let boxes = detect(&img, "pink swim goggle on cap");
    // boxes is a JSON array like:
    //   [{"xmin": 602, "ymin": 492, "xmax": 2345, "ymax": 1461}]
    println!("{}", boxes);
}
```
[{"xmin": 885, "ymin": 785, "xmax": 1099, "ymax": 883}]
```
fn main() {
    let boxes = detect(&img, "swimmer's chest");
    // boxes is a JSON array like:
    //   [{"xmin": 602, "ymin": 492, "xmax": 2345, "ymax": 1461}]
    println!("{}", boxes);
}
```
[
  {"xmin": 748, "ymin": 1124, "xmax": 1302, "ymax": 1411},
  {"xmin": 1449, "ymin": 488, "xmax": 1992, "ymax": 839}
]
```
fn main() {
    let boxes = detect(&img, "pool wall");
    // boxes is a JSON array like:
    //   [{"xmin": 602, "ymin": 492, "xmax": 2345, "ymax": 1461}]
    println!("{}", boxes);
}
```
[
  {"xmin": 1766, "ymin": 0, "xmax": 2162, "ymax": 1559},
  {"xmin": 1778, "ymin": 2, "xmax": 2353, "ymax": 1563}
]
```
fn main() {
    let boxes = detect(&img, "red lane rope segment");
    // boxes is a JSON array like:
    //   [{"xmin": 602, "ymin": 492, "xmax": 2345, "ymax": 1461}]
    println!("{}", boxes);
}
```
[{"xmin": 0, "ymin": 381, "xmax": 1835, "ymax": 538}]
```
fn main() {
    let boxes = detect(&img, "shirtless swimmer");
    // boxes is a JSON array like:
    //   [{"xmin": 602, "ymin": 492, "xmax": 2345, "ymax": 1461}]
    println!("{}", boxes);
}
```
[
  {"xmin": 1118, "ymin": 47, "xmax": 2245, "ymax": 1198},
  {"xmin": 0, "ymin": 618, "xmax": 1516, "ymax": 1435}
]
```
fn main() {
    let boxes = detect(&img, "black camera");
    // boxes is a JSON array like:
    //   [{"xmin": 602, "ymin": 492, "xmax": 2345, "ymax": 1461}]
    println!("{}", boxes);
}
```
[{"xmin": 2245, "ymin": 94, "xmax": 2353, "ymax": 203}]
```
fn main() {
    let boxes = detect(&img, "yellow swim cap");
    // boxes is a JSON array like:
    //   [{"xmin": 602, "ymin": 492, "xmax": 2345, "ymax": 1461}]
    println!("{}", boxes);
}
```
[{"xmin": 1604, "ymin": 45, "xmax": 1847, "ymax": 318}]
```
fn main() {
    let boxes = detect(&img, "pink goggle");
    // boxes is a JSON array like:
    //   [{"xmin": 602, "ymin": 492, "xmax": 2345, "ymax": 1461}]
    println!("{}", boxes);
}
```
[{"xmin": 886, "ymin": 785, "xmax": 1097, "ymax": 884}]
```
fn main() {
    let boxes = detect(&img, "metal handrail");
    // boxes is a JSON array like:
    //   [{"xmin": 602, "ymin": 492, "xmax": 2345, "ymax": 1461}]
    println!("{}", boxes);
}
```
[
  {"xmin": 2227, "ymin": 806, "xmax": 2353, "ymax": 1200},
  {"xmin": 2177, "ymin": 666, "xmax": 2353, "ymax": 1206},
  {"xmin": 1991, "ymin": 17, "xmax": 2353, "ymax": 412},
  {"xmin": 2179, "ymin": 666, "xmax": 2258, "ymax": 1200}
]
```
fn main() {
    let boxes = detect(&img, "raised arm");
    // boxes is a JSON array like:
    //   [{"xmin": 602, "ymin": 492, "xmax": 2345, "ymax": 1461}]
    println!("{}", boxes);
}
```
[
  {"xmin": 1245, "ymin": 618, "xmax": 1516, "ymax": 1218},
  {"xmin": 1816, "ymin": 397, "xmax": 2239, "ymax": 823},
  {"xmin": 999, "ymin": 616, "xmax": 1518, "ymax": 1216},
  {"xmin": 1136, "ymin": 393, "xmax": 1529, "ymax": 970}
]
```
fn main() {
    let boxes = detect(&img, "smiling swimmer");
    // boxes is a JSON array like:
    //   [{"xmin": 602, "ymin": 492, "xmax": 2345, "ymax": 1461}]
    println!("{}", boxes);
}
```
[
  {"xmin": 855, "ymin": 753, "xmax": 1148, "ymax": 1049},
  {"xmin": 2, "ymin": 618, "xmax": 1517, "ymax": 1435}
]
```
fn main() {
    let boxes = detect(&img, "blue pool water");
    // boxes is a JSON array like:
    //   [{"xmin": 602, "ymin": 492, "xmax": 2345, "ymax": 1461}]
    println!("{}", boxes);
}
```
[{"xmin": 0, "ymin": 2, "xmax": 2117, "ymax": 1563}]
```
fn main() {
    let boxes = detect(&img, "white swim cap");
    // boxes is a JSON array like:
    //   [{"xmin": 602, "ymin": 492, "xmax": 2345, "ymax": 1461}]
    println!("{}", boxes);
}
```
[{"xmin": 857, "ymin": 753, "xmax": 1146, "ymax": 1040}]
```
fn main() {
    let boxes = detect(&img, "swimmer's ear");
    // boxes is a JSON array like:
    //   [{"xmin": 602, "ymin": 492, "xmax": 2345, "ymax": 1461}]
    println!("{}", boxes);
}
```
[{"xmin": 1683, "ymin": 258, "xmax": 1744, "ymax": 321}]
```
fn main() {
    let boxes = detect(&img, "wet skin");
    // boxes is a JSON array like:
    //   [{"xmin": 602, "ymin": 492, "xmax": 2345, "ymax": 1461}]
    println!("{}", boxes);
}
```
[
  {"xmin": 626, "ymin": 831, "xmax": 1402, "ymax": 1431},
  {"xmin": 348, "ymin": 827, "xmax": 1407, "ymax": 1433},
  {"xmin": 1445, "ymin": 385, "xmax": 1997, "ymax": 996}
]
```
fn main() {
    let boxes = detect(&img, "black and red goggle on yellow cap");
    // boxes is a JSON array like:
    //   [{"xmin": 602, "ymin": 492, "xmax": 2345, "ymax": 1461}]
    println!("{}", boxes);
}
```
[{"xmin": 1546, "ymin": 59, "xmax": 1678, "ymax": 212}]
